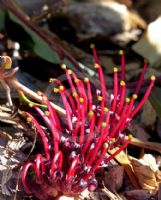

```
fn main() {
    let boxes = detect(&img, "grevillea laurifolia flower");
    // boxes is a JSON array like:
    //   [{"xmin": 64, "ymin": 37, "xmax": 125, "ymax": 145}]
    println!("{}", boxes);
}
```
[{"xmin": 21, "ymin": 46, "xmax": 156, "ymax": 199}]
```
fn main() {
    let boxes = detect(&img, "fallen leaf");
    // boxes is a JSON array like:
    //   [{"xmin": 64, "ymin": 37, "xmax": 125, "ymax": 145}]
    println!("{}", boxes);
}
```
[
  {"xmin": 104, "ymin": 166, "xmax": 124, "ymax": 192},
  {"xmin": 130, "ymin": 154, "xmax": 159, "ymax": 191},
  {"xmin": 102, "ymin": 186, "xmax": 122, "ymax": 200},
  {"xmin": 108, "ymin": 148, "xmax": 140, "ymax": 189}
]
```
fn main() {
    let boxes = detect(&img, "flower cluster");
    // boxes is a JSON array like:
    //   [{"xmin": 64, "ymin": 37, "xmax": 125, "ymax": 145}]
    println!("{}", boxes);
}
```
[{"xmin": 22, "ymin": 46, "xmax": 155, "ymax": 199}]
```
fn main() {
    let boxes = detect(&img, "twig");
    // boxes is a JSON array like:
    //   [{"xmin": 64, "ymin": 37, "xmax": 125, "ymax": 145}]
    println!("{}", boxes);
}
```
[
  {"xmin": 102, "ymin": 187, "xmax": 122, "ymax": 200},
  {"xmin": 129, "ymin": 137, "xmax": 161, "ymax": 154},
  {"xmin": 7, "ymin": 77, "xmax": 66, "ymax": 115},
  {"xmin": 0, "ymin": 105, "xmax": 12, "ymax": 112},
  {"xmin": 0, "ymin": 130, "xmax": 13, "ymax": 140},
  {"xmin": 0, "ymin": 79, "xmax": 13, "ymax": 107},
  {"xmin": 13, "ymin": 166, "xmax": 22, "ymax": 200}
]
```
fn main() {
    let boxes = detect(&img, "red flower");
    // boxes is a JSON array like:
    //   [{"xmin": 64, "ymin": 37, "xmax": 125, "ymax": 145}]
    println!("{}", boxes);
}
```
[{"xmin": 22, "ymin": 46, "xmax": 155, "ymax": 199}]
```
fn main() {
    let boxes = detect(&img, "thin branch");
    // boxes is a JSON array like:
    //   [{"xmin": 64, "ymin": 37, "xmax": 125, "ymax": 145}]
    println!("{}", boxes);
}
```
[
  {"xmin": 129, "ymin": 137, "xmax": 161, "ymax": 154},
  {"xmin": 7, "ymin": 77, "xmax": 66, "ymax": 116}
]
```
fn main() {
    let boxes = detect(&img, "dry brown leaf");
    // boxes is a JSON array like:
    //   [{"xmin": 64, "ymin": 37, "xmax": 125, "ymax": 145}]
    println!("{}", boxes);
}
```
[
  {"xmin": 130, "ymin": 154, "xmax": 159, "ymax": 191},
  {"xmin": 104, "ymin": 166, "xmax": 124, "ymax": 192},
  {"xmin": 108, "ymin": 148, "xmax": 140, "ymax": 189},
  {"xmin": 102, "ymin": 187, "xmax": 122, "ymax": 200}
]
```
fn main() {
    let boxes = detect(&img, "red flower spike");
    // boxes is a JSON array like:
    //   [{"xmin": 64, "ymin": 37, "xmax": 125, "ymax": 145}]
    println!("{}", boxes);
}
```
[
  {"xmin": 51, "ymin": 78, "xmax": 76, "ymax": 111},
  {"xmin": 66, "ymin": 156, "xmax": 80, "ymax": 183},
  {"xmin": 119, "ymin": 50, "xmax": 125, "ymax": 81},
  {"xmin": 103, "ymin": 109, "xmax": 110, "ymax": 138},
  {"xmin": 131, "ymin": 75, "xmax": 156, "ymax": 118},
  {"xmin": 84, "ymin": 142, "xmax": 109, "ymax": 181},
  {"xmin": 82, "ymin": 111, "xmax": 96, "ymax": 155},
  {"xmin": 90, "ymin": 44, "xmax": 100, "ymax": 64},
  {"xmin": 117, "ymin": 80, "xmax": 126, "ymax": 115},
  {"xmin": 112, "ymin": 67, "xmax": 119, "ymax": 112},
  {"xmin": 50, "ymin": 151, "xmax": 63, "ymax": 177},
  {"xmin": 84, "ymin": 77, "xmax": 93, "ymax": 110},
  {"xmin": 79, "ymin": 99, "xmax": 86, "ymax": 145},
  {"xmin": 57, "ymin": 86, "xmax": 73, "ymax": 131},
  {"xmin": 35, "ymin": 154, "xmax": 46, "ymax": 183},
  {"xmin": 135, "ymin": 61, "xmax": 147, "ymax": 94},
  {"xmin": 40, "ymin": 93, "xmax": 60, "ymax": 154},
  {"xmin": 22, "ymin": 47, "xmax": 155, "ymax": 199},
  {"xmin": 23, "ymin": 112, "xmax": 50, "ymax": 160},
  {"xmin": 35, "ymin": 106, "xmax": 51, "ymax": 127},
  {"xmin": 22, "ymin": 162, "xmax": 36, "ymax": 194},
  {"xmin": 72, "ymin": 71, "xmax": 88, "ymax": 113},
  {"xmin": 87, "ymin": 122, "xmax": 107, "ymax": 166}
]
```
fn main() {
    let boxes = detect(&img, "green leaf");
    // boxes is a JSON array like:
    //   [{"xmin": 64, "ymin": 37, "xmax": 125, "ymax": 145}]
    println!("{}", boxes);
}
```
[
  {"xmin": 0, "ymin": 0, "xmax": 92, "ymax": 74},
  {"xmin": 149, "ymin": 86, "xmax": 161, "ymax": 121},
  {"xmin": 9, "ymin": 12, "xmax": 60, "ymax": 64}
]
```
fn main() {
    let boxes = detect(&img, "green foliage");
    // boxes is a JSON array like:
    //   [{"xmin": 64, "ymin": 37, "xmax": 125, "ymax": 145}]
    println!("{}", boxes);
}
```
[
  {"xmin": 9, "ymin": 12, "xmax": 61, "ymax": 64},
  {"xmin": 0, "ymin": 6, "xmax": 78, "ymax": 70}
]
